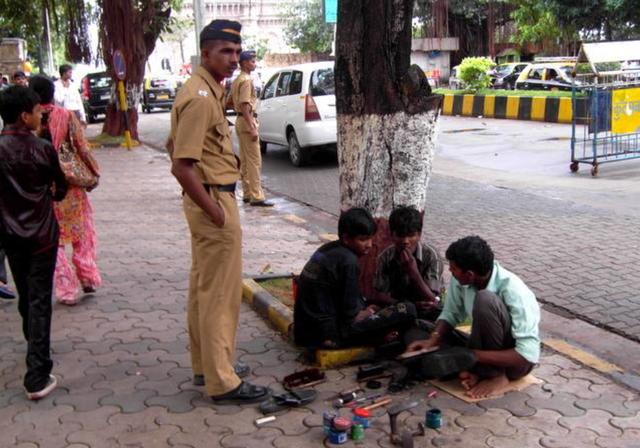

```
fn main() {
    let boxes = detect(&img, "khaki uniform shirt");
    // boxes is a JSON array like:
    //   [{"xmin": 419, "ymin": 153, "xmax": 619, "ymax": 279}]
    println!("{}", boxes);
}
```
[
  {"xmin": 169, "ymin": 66, "xmax": 240, "ymax": 185},
  {"xmin": 231, "ymin": 72, "xmax": 256, "ymax": 114}
]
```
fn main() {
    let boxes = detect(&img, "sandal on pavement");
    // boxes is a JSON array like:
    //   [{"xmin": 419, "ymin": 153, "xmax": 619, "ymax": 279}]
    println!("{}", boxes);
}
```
[
  {"xmin": 211, "ymin": 381, "xmax": 271, "ymax": 405},
  {"xmin": 259, "ymin": 388, "xmax": 317, "ymax": 415}
]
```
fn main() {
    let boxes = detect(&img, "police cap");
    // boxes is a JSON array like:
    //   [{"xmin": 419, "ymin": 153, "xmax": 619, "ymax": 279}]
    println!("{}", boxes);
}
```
[
  {"xmin": 239, "ymin": 50, "xmax": 256, "ymax": 62},
  {"xmin": 200, "ymin": 20, "xmax": 242, "ymax": 46}
]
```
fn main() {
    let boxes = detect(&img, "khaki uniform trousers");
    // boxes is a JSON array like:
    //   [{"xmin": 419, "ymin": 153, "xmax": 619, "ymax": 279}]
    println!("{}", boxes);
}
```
[
  {"xmin": 183, "ymin": 189, "xmax": 242, "ymax": 396},
  {"xmin": 236, "ymin": 116, "xmax": 265, "ymax": 202}
]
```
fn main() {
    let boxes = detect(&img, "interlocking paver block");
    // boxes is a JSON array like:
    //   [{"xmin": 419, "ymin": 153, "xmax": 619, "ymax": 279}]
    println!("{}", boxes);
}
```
[
  {"xmin": 431, "ymin": 427, "xmax": 493, "ymax": 447},
  {"xmin": 54, "ymin": 388, "xmax": 113, "ymax": 412},
  {"xmin": 559, "ymin": 409, "xmax": 622, "ymax": 438},
  {"xmin": 456, "ymin": 408, "xmax": 517, "ymax": 436},
  {"xmin": 220, "ymin": 427, "xmax": 281, "ymax": 448},
  {"xmin": 168, "ymin": 426, "xmax": 233, "ymax": 448},
  {"xmin": 527, "ymin": 392, "xmax": 586, "ymax": 417},
  {"xmin": 145, "ymin": 390, "xmax": 201, "ymax": 413},
  {"xmin": 595, "ymin": 428, "xmax": 640, "ymax": 448},
  {"xmin": 540, "ymin": 428, "xmax": 599, "ymax": 448},
  {"xmin": 14, "ymin": 405, "xmax": 79, "ymax": 448},
  {"xmin": 487, "ymin": 428, "xmax": 545, "ymax": 447},
  {"xmin": 542, "ymin": 378, "xmax": 601, "ymax": 399},
  {"xmin": 507, "ymin": 409, "xmax": 569, "ymax": 437},
  {"xmin": 575, "ymin": 394, "xmax": 638, "ymax": 417},
  {"xmin": 479, "ymin": 391, "xmax": 537, "ymax": 417}
]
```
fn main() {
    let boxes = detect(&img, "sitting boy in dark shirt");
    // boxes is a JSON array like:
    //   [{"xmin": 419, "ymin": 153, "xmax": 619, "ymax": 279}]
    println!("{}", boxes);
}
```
[
  {"xmin": 294, "ymin": 208, "xmax": 417, "ymax": 349},
  {"xmin": 374, "ymin": 205, "xmax": 443, "ymax": 321},
  {"xmin": 0, "ymin": 85, "xmax": 68, "ymax": 400}
]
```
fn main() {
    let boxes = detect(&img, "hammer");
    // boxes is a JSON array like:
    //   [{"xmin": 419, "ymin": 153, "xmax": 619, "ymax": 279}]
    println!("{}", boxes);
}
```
[{"xmin": 352, "ymin": 396, "xmax": 392, "ymax": 414}]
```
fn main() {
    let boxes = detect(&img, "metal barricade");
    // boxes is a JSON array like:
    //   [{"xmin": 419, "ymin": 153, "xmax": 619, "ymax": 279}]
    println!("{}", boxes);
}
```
[{"xmin": 570, "ymin": 72, "xmax": 640, "ymax": 176}]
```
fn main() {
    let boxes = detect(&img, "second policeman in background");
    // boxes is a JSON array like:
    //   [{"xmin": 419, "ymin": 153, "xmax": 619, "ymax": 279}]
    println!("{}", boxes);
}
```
[{"xmin": 231, "ymin": 50, "xmax": 273, "ymax": 207}]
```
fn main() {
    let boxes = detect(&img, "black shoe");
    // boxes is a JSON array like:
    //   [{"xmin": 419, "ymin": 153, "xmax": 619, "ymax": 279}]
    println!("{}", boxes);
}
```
[
  {"xmin": 250, "ymin": 200, "xmax": 274, "ymax": 207},
  {"xmin": 0, "ymin": 284, "xmax": 16, "ymax": 300},
  {"xmin": 242, "ymin": 198, "xmax": 250, "ymax": 203},
  {"xmin": 82, "ymin": 285, "xmax": 96, "ymax": 294},
  {"xmin": 193, "ymin": 362, "xmax": 251, "ymax": 386},
  {"xmin": 25, "ymin": 374, "xmax": 58, "ymax": 400},
  {"xmin": 418, "ymin": 347, "xmax": 477, "ymax": 379},
  {"xmin": 211, "ymin": 381, "xmax": 271, "ymax": 405}
]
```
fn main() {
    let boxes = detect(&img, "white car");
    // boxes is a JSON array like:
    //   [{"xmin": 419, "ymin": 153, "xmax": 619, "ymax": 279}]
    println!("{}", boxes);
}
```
[{"xmin": 257, "ymin": 61, "xmax": 336, "ymax": 166}]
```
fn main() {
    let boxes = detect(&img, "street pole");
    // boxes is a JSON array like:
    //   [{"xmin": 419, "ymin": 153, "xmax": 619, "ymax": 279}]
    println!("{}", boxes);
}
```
[{"xmin": 193, "ymin": 0, "xmax": 204, "ymax": 53}]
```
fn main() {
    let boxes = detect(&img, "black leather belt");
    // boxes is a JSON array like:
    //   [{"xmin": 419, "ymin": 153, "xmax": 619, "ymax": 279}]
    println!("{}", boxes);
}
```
[{"xmin": 204, "ymin": 183, "xmax": 236, "ymax": 193}]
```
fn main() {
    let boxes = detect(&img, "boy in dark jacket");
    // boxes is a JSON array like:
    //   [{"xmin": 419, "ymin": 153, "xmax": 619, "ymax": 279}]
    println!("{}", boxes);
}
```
[
  {"xmin": 294, "ymin": 208, "xmax": 416, "ymax": 349},
  {"xmin": 0, "ymin": 85, "xmax": 68, "ymax": 400}
]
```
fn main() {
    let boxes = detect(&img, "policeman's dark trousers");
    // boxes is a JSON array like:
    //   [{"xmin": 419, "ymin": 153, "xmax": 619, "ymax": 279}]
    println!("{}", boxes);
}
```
[{"xmin": 4, "ymin": 241, "xmax": 57, "ymax": 392}]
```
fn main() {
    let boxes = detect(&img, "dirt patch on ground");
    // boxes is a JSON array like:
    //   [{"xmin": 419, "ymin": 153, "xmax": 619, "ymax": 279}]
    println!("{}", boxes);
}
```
[{"xmin": 259, "ymin": 277, "xmax": 295, "ymax": 310}]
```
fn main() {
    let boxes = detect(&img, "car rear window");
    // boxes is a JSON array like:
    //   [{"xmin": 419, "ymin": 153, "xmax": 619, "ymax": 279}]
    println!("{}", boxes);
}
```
[
  {"xmin": 89, "ymin": 75, "xmax": 111, "ymax": 88},
  {"xmin": 310, "ymin": 68, "xmax": 335, "ymax": 96}
]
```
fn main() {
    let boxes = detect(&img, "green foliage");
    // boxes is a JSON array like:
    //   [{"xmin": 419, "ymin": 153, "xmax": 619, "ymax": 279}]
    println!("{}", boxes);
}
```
[
  {"xmin": 458, "ymin": 57, "xmax": 495, "ymax": 92},
  {"xmin": 281, "ymin": 0, "xmax": 334, "ymax": 54},
  {"xmin": 509, "ymin": 0, "xmax": 566, "ymax": 45},
  {"xmin": 243, "ymin": 34, "xmax": 270, "ymax": 61},
  {"xmin": 433, "ymin": 87, "xmax": 581, "ymax": 98}
]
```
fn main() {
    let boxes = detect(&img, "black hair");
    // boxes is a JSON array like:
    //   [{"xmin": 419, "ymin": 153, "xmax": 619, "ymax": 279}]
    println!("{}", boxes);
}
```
[
  {"xmin": 0, "ymin": 85, "xmax": 41, "ymax": 124},
  {"xmin": 29, "ymin": 75, "xmax": 55, "ymax": 104},
  {"xmin": 389, "ymin": 205, "xmax": 422, "ymax": 236},
  {"xmin": 338, "ymin": 208, "xmax": 377, "ymax": 239},
  {"xmin": 445, "ymin": 236, "xmax": 494, "ymax": 277},
  {"xmin": 59, "ymin": 64, "xmax": 73, "ymax": 77},
  {"xmin": 13, "ymin": 70, "xmax": 26, "ymax": 79}
]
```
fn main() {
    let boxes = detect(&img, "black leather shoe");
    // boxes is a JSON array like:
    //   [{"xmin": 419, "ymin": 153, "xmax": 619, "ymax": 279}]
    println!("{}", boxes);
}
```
[
  {"xmin": 193, "ymin": 362, "xmax": 251, "ymax": 386},
  {"xmin": 250, "ymin": 200, "xmax": 274, "ymax": 207},
  {"xmin": 418, "ymin": 347, "xmax": 477, "ymax": 379},
  {"xmin": 211, "ymin": 381, "xmax": 271, "ymax": 404}
]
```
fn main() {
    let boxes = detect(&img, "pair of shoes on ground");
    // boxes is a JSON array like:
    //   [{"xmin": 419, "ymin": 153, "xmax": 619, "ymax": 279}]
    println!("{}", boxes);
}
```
[
  {"xmin": 25, "ymin": 374, "xmax": 57, "ymax": 400},
  {"xmin": 193, "ymin": 362, "xmax": 250, "ymax": 386},
  {"xmin": 242, "ymin": 198, "xmax": 274, "ymax": 207},
  {"xmin": 0, "ymin": 283, "xmax": 16, "ymax": 300}
]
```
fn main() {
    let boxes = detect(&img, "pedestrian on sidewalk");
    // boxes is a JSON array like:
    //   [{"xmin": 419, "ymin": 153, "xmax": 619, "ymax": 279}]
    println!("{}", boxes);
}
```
[
  {"xmin": 0, "ymin": 85, "xmax": 68, "ymax": 400},
  {"xmin": 53, "ymin": 65, "xmax": 87, "ymax": 127},
  {"xmin": 167, "ymin": 19, "xmax": 270, "ymax": 405},
  {"xmin": 407, "ymin": 236, "xmax": 540, "ymax": 399},
  {"xmin": 30, "ymin": 75, "xmax": 102, "ymax": 305},
  {"xmin": 231, "ymin": 50, "xmax": 273, "ymax": 207}
]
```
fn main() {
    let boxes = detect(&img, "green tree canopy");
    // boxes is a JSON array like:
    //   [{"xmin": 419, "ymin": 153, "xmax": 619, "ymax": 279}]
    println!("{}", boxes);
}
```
[{"xmin": 281, "ymin": 0, "xmax": 334, "ymax": 54}]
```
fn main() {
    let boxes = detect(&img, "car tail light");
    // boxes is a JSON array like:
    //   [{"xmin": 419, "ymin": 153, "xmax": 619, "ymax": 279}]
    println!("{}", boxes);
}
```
[
  {"xmin": 82, "ymin": 77, "xmax": 90, "ymax": 100},
  {"xmin": 304, "ymin": 94, "xmax": 321, "ymax": 122}
]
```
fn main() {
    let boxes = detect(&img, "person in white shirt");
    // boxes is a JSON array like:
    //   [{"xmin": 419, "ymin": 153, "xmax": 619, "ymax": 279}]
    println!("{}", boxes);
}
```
[{"xmin": 54, "ymin": 64, "xmax": 86, "ymax": 126}]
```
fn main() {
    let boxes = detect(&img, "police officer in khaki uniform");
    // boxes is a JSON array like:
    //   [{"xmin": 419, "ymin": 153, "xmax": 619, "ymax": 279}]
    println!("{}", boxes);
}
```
[
  {"xmin": 231, "ymin": 51, "xmax": 273, "ymax": 206},
  {"xmin": 168, "ymin": 19, "xmax": 270, "ymax": 404}
]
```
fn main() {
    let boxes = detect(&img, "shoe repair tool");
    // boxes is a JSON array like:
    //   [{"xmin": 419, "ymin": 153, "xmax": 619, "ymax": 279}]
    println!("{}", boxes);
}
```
[
  {"xmin": 254, "ymin": 415, "xmax": 276, "ymax": 426},
  {"xmin": 427, "ymin": 389, "xmax": 438, "ymax": 399},
  {"xmin": 334, "ymin": 386, "xmax": 363, "ymax": 399},
  {"xmin": 352, "ymin": 396, "xmax": 392, "ymax": 414},
  {"xmin": 343, "ymin": 392, "xmax": 384, "ymax": 409},
  {"xmin": 332, "ymin": 389, "xmax": 363, "ymax": 407},
  {"xmin": 425, "ymin": 408, "xmax": 442, "ymax": 429},
  {"xmin": 351, "ymin": 423, "xmax": 365, "ymax": 441},
  {"xmin": 388, "ymin": 401, "xmax": 426, "ymax": 447},
  {"xmin": 351, "ymin": 408, "xmax": 371, "ymax": 428},
  {"xmin": 283, "ymin": 368, "xmax": 326, "ymax": 389},
  {"xmin": 323, "ymin": 411, "xmax": 338, "ymax": 435},
  {"xmin": 396, "ymin": 346, "xmax": 440, "ymax": 360},
  {"xmin": 328, "ymin": 416, "xmax": 352, "ymax": 445},
  {"xmin": 357, "ymin": 363, "xmax": 386, "ymax": 381}
]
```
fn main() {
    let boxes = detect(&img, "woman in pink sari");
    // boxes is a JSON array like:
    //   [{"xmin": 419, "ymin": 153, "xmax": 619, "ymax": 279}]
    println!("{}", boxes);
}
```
[{"xmin": 30, "ymin": 75, "xmax": 102, "ymax": 305}]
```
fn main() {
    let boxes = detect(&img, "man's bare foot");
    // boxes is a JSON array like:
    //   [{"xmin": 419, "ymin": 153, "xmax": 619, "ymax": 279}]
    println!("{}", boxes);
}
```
[
  {"xmin": 459, "ymin": 371, "xmax": 479, "ymax": 390},
  {"xmin": 466, "ymin": 374, "xmax": 509, "ymax": 399}
]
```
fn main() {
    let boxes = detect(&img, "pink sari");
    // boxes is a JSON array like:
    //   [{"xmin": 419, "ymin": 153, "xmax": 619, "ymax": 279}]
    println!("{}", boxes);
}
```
[{"xmin": 41, "ymin": 104, "xmax": 102, "ymax": 304}]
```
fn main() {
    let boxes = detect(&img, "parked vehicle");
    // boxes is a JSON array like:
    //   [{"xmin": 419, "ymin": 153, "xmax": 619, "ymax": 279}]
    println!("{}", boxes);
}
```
[
  {"xmin": 257, "ymin": 61, "xmax": 336, "ymax": 166},
  {"xmin": 490, "ymin": 62, "xmax": 530, "ymax": 90},
  {"xmin": 515, "ymin": 63, "xmax": 579, "ymax": 91},
  {"xmin": 81, "ymin": 72, "xmax": 112, "ymax": 123},
  {"xmin": 141, "ymin": 77, "xmax": 176, "ymax": 113}
]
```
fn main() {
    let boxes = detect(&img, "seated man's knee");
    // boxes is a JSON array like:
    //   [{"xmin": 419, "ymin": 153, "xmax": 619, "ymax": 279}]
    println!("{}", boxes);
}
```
[{"xmin": 472, "ymin": 290, "xmax": 503, "ymax": 320}]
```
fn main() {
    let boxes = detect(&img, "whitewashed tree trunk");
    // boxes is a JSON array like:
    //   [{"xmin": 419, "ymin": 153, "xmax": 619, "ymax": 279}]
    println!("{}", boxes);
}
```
[{"xmin": 336, "ymin": 0, "xmax": 442, "ymax": 299}]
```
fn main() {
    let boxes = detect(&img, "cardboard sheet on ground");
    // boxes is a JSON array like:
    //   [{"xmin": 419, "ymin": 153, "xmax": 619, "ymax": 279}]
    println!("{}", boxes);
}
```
[{"xmin": 431, "ymin": 374, "xmax": 542, "ymax": 403}]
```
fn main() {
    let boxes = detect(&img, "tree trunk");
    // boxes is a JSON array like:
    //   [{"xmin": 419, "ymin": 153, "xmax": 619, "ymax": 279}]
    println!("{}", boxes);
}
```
[
  {"xmin": 99, "ymin": 0, "xmax": 171, "ymax": 140},
  {"xmin": 336, "ymin": 0, "xmax": 442, "ymax": 300}
]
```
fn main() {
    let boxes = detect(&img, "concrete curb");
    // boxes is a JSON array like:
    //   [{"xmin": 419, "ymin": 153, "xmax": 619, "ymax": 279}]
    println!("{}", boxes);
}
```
[
  {"xmin": 441, "ymin": 93, "xmax": 589, "ymax": 124},
  {"xmin": 242, "ymin": 278, "xmax": 293, "ymax": 339}
]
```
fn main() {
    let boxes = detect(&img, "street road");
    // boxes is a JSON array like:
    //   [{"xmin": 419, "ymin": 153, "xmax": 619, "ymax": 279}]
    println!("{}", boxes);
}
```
[{"xmin": 89, "ymin": 111, "xmax": 640, "ymax": 343}]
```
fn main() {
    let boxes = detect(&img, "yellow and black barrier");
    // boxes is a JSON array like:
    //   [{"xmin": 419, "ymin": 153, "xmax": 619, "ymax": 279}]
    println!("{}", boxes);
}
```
[{"xmin": 442, "ymin": 94, "xmax": 589, "ymax": 124}]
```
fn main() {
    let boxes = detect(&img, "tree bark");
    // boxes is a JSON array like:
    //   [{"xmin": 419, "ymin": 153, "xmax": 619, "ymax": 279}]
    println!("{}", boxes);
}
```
[
  {"xmin": 336, "ymin": 0, "xmax": 442, "ymax": 300},
  {"xmin": 99, "ymin": 0, "xmax": 171, "ymax": 139}
]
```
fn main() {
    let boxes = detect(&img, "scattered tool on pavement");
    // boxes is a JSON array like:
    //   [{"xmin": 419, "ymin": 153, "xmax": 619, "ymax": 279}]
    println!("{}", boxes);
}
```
[
  {"xmin": 254, "ymin": 415, "xmax": 276, "ymax": 426},
  {"xmin": 259, "ymin": 388, "xmax": 317, "ymax": 414},
  {"xmin": 388, "ymin": 400, "xmax": 426, "ymax": 447},
  {"xmin": 283, "ymin": 368, "xmax": 326, "ymax": 389},
  {"xmin": 352, "ymin": 396, "xmax": 392, "ymax": 415}
]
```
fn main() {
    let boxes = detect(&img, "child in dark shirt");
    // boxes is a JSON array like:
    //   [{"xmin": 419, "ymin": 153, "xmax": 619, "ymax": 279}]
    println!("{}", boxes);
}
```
[
  {"xmin": 0, "ymin": 85, "xmax": 68, "ymax": 400},
  {"xmin": 294, "ymin": 208, "xmax": 417, "ymax": 349},
  {"xmin": 374, "ymin": 205, "xmax": 444, "ymax": 321}
]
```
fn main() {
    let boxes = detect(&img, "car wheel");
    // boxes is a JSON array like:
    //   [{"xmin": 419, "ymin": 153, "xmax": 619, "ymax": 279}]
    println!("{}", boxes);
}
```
[
  {"xmin": 87, "ymin": 114, "xmax": 96, "ymax": 124},
  {"xmin": 287, "ymin": 131, "xmax": 306, "ymax": 167},
  {"xmin": 143, "ymin": 106, "xmax": 150, "ymax": 113},
  {"xmin": 260, "ymin": 139, "xmax": 268, "ymax": 155}
]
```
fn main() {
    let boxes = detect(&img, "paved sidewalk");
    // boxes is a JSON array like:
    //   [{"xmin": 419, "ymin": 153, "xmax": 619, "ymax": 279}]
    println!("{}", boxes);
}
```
[{"xmin": 1, "ymin": 145, "xmax": 639, "ymax": 447}]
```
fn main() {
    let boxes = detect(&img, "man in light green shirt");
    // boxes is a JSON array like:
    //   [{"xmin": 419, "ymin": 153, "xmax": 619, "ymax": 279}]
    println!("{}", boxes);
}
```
[{"xmin": 407, "ymin": 236, "xmax": 540, "ymax": 399}]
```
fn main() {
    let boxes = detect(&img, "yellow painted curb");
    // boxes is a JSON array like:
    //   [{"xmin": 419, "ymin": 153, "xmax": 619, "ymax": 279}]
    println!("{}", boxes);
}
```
[
  {"xmin": 506, "ymin": 96, "xmax": 520, "ymax": 119},
  {"xmin": 316, "ymin": 347, "xmax": 375, "ymax": 369},
  {"xmin": 558, "ymin": 98, "xmax": 573, "ymax": 123},
  {"xmin": 543, "ymin": 338, "xmax": 623, "ymax": 374},
  {"xmin": 483, "ymin": 95, "xmax": 495, "ymax": 118},
  {"xmin": 443, "ymin": 95, "xmax": 454, "ymax": 115},
  {"xmin": 242, "ymin": 278, "xmax": 265, "ymax": 306},
  {"xmin": 268, "ymin": 304, "xmax": 293, "ymax": 336},
  {"xmin": 462, "ymin": 95, "xmax": 474, "ymax": 116},
  {"xmin": 531, "ymin": 97, "xmax": 546, "ymax": 121}
]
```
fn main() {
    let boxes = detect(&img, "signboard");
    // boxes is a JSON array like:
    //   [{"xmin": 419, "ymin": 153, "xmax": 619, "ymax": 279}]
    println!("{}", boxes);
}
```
[
  {"xmin": 323, "ymin": 0, "xmax": 337, "ymax": 23},
  {"xmin": 611, "ymin": 87, "xmax": 640, "ymax": 134},
  {"xmin": 113, "ymin": 50, "xmax": 126, "ymax": 80}
]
